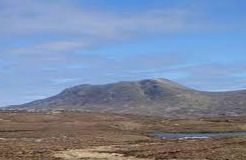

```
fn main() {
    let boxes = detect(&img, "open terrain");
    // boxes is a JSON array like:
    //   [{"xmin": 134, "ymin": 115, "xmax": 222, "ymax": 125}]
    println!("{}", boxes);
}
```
[{"xmin": 0, "ymin": 110, "xmax": 245, "ymax": 160}]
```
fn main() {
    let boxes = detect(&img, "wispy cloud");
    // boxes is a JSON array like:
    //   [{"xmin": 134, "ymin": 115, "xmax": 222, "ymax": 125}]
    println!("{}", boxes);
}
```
[
  {"xmin": 51, "ymin": 78, "xmax": 83, "ymax": 85},
  {"xmin": 174, "ymin": 63, "xmax": 246, "ymax": 91},
  {"xmin": 9, "ymin": 40, "xmax": 89, "ymax": 55},
  {"xmin": 0, "ymin": 0, "xmax": 212, "ymax": 38}
]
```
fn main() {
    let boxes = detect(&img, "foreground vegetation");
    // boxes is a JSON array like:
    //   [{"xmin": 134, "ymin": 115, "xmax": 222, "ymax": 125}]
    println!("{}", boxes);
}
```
[{"xmin": 0, "ymin": 110, "xmax": 245, "ymax": 159}]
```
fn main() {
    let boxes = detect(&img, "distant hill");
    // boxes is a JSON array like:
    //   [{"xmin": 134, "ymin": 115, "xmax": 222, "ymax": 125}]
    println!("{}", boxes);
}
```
[{"xmin": 7, "ymin": 78, "xmax": 246, "ymax": 117}]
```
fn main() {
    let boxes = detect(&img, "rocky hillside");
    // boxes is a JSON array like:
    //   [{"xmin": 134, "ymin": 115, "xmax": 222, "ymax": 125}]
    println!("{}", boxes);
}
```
[{"xmin": 7, "ymin": 78, "xmax": 246, "ymax": 117}]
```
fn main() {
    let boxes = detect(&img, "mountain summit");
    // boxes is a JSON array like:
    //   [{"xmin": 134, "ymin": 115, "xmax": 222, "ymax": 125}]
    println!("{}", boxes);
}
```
[{"xmin": 8, "ymin": 78, "xmax": 246, "ymax": 117}]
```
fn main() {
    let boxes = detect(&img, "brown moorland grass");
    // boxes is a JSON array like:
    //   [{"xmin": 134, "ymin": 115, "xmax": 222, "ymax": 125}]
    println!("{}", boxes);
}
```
[{"xmin": 0, "ymin": 110, "xmax": 245, "ymax": 160}]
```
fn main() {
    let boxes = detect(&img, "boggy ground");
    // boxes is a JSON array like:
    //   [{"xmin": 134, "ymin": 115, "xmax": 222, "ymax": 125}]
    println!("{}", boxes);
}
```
[{"xmin": 0, "ymin": 110, "xmax": 245, "ymax": 160}]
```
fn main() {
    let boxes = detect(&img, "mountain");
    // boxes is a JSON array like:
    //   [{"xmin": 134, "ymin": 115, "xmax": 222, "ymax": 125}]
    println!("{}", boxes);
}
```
[{"xmin": 7, "ymin": 78, "xmax": 246, "ymax": 117}]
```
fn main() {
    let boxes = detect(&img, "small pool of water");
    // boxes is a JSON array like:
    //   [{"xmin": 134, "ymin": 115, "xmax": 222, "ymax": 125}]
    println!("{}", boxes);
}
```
[{"xmin": 151, "ymin": 131, "xmax": 246, "ymax": 139}]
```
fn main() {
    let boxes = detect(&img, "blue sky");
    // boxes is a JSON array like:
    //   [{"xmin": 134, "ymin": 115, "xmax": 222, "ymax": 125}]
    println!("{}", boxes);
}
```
[{"xmin": 0, "ymin": 0, "xmax": 246, "ymax": 106}]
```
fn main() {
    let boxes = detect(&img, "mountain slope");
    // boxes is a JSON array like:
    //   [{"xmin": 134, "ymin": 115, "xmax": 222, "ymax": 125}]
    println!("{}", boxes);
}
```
[{"xmin": 8, "ymin": 78, "xmax": 246, "ymax": 117}]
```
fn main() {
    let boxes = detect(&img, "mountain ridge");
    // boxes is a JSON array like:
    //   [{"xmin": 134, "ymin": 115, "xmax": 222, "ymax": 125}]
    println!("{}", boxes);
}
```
[{"xmin": 6, "ymin": 78, "xmax": 246, "ymax": 117}]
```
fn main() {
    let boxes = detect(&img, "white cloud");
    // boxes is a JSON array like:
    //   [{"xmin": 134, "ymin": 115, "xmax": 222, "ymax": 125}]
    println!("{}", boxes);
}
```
[
  {"xmin": 0, "ymin": 0, "xmax": 208, "ymax": 38},
  {"xmin": 36, "ymin": 41, "xmax": 89, "ymax": 51},
  {"xmin": 9, "ymin": 40, "xmax": 89, "ymax": 55},
  {"xmin": 173, "ymin": 63, "xmax": 246, "ymax": 91},
  {"xmin": 51, "ymin": 78, "xmax": 82, "ymax": 85}
]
